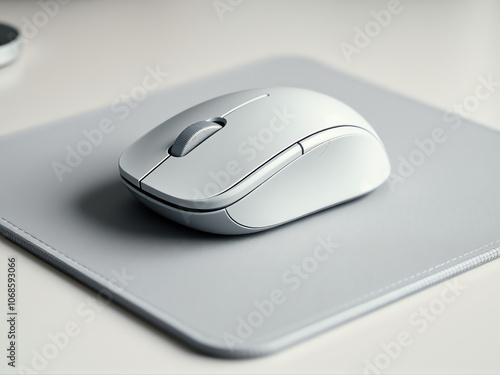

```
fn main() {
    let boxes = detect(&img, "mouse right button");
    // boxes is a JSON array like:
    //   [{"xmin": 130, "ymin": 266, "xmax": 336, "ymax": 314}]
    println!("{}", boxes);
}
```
[{"xmin": 226, "ymin": 131, "xmax": 390, "ymax": 229}]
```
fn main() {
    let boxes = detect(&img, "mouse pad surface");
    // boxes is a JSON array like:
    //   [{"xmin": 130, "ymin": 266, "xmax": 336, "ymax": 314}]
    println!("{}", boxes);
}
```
[{"xmin": 0, "ymin": 58, "xmax": 499, "ymax": 357}]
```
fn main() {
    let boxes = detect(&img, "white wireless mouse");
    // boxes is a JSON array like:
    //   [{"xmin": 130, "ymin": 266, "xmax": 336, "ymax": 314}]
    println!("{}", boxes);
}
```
[{"xmin": 119, "ymin": 87, "xmax": 391, "ymax": 235}]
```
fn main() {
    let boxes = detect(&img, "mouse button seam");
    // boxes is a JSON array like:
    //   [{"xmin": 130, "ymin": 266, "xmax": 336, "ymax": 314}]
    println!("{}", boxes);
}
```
[
  {"xmin": 298, "ymin": 125, "xmax": 364, "ymax": 153},
  {"xmin": 220, "ymin": 93, "xmax": 270, "ymax": 118},
  {"xmin": 212, "ymin": 143, "xmax": 302, "ymax": 209},
  {"xmin": 137, "ymin": 154, "xmax": 170, "ymax": 189},
  {"xmin": 298, "ymin": 142, "xmax": 305, "ymax": 154}
]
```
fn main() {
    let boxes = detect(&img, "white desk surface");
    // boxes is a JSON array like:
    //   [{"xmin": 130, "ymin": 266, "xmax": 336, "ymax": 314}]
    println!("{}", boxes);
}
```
[{"xmin": 1, "ymin": 1, "xmax": 499, "ymax": 374}]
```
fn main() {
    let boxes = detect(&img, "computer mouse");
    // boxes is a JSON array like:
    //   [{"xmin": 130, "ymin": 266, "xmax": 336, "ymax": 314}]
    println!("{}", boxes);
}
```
[{"xmin": 119, "ymin": 87, "xmax": 390, "ymax": 235}]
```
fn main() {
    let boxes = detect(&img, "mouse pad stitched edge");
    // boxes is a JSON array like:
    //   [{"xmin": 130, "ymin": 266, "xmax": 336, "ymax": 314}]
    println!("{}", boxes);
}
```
[{"xmin": 0, "ymin": 57, "xmax": 499, "ymax": 358}]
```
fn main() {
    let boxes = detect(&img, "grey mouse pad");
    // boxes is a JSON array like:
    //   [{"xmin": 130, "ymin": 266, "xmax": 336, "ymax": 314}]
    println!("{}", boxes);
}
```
[{"xmin": 0, "ymin": 58, "xmax": 499, "ymax": 358}]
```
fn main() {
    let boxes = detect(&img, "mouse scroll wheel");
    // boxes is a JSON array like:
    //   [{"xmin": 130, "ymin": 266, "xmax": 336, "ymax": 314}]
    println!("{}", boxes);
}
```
[{"xmin": 170, "ymin": 120, "xmax": 224, "ymax": 157}]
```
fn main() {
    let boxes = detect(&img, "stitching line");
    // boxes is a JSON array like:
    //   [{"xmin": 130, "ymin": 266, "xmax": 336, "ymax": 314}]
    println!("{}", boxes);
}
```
[
  {"xmin": 0, "ymin": 216, "xmax": 221, "ymax": 345},
  {"xmin": 345, "ymin": 239, "xmax": 500, "ymax": 307},
  {"xmin": 1, "ymin": 216, "xmax": 498, "ymax": 315},
  {"xmin": 1, "ymin": 216, "xmax": 124, "ymax": 290}
]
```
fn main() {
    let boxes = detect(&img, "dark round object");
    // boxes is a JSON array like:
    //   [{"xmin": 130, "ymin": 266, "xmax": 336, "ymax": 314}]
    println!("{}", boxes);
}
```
[
  {"xmin": 0, "ymin": 23, "xmax": 19, "ymax": 46},
  {"xmin": 0, "ymin": 23, "xmax": 21, "ymax": 68}
]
